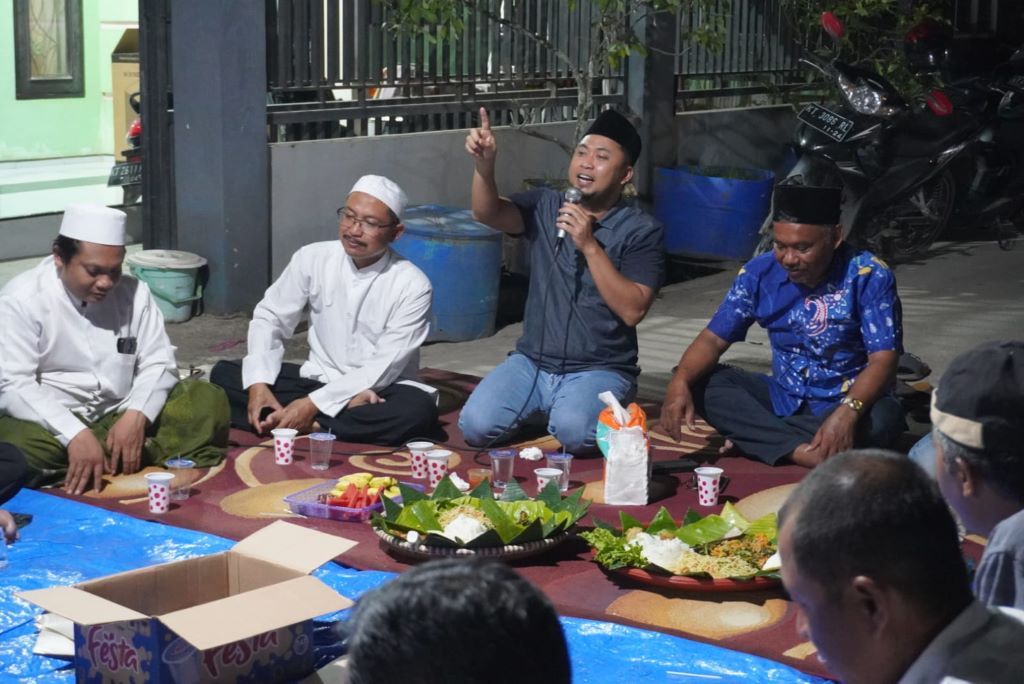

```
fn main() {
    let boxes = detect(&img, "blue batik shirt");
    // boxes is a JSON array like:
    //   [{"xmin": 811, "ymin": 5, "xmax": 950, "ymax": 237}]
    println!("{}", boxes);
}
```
[{"xmin": 707, "ymin": 244, "xmax": 903, "ymax": 416}]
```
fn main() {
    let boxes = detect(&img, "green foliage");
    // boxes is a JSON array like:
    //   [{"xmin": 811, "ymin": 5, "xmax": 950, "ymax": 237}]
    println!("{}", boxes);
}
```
[
  {"xmin": 781, "ymin": 0, "xmax": 951, "ymax": 97},
  {"xmin": 580, "ymin": 527, "xmax": 649, "ymax": 569}
]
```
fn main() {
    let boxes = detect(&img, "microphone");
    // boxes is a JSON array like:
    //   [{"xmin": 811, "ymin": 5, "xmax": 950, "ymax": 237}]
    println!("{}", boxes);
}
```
[{"xmin": 558, "ymin": 187, "xmax": 583, "ymax": 239}]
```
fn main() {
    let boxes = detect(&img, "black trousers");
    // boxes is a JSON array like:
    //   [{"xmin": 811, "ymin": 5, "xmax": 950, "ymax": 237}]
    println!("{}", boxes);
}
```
[
  {"xmin": 0, "ymin": 442, "xmax": 27, "ymax": 506},
  {"xmin": 210, "ymin": 360, "xmax": 440, "ymax": 446},
  {"xmin": 695, "ymin": 366, "xmax": 906, "ymax": 465}
]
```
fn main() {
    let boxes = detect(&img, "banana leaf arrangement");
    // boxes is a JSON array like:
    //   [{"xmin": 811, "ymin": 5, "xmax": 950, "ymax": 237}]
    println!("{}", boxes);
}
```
[
  {"xmin": 582, "ymin": 502, "xmax": 780, "ymax": 580},
  {"xmin": 371, "ymin": 476, "xmax": 591, "ymax": 549}
]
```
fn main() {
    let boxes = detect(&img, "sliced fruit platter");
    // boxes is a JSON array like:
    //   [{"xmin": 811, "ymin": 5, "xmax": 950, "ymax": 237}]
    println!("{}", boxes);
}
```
[
  {"xmin": 284, "ymin": 472, "xmax": 419, "ymax": 523},
  {"xmin": 323, "ymin": 472, "xmax": 402, "ymax": 508},
  {"xmin": 370, "ymin": 476, "xmax": 590, "ymax": 560},
  {"xmin": 581, "ymin": 503, "xmax": 782, "ymax": 592}
]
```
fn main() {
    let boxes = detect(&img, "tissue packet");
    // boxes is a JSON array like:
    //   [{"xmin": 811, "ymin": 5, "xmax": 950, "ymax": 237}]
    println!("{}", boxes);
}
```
[{"xmin": 597, "ymin": 401, "xmax": 651, "ymax": 505}]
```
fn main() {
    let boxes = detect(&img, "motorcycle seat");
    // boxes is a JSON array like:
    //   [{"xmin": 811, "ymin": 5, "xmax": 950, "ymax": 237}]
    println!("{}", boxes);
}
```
[{"xmin": 893, "ymin": 109, "xmax": 977, "ymax": 157}]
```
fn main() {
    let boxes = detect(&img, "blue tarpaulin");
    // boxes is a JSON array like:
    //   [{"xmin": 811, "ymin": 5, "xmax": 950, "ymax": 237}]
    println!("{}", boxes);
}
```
[{"xmin": 0, "ymin": 490, "xmax": 829, "ymax": 683}]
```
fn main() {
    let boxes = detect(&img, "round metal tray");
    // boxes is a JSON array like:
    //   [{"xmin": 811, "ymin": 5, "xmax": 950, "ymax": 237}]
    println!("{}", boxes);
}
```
[{"xmin": 375, "ymin": 527, "xmax": 572, "ymax": 561}]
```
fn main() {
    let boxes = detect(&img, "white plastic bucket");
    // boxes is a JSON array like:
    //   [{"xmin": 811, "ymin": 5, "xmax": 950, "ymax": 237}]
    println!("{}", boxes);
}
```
[{"xmin": 126, "ymin": 250, "xmax": 207, "ymax": 323}]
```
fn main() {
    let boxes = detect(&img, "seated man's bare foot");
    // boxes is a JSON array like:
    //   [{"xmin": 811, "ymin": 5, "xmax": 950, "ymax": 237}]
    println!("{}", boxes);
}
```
[
  {"xmin": 718, "ymin": 439, "xmax": 742, "ymax": 457},
  {"xmin": 790, "ymin": 443, "xmax": 825, "ymax": 468}
]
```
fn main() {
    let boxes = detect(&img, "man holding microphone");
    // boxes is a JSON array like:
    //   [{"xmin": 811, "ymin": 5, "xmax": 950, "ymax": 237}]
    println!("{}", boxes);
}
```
[{"xmin": 458, "ymin": 108, "xmax": 664, "ymax": 453}]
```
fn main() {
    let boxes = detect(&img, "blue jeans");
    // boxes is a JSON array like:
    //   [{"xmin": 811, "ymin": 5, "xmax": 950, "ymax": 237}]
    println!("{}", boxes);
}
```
[{"xmin": 459, "ymin": 353, "xmax": 636, "ymax": 453}]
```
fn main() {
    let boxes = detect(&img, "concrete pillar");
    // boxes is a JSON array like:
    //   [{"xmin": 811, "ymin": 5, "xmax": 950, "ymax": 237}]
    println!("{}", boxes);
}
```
[
  {"xmin": 626, "ymin": 10, "xmax": 677, "ymax": 203},
  {"xmin": 170, "ymin": 0, "xmax": 268, "ymax": 313}
]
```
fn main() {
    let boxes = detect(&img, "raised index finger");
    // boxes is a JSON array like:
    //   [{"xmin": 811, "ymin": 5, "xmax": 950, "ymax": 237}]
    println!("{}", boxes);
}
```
[{"xmin": 479, "ymin": 107, "xmax": 491, "ymax": 131}]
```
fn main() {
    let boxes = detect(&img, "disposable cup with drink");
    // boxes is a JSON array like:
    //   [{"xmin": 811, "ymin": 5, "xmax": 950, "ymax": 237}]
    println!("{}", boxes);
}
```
[
  {"xmin": 425, "ymin": 449, "xmax": 453, "ymax": 490},
  {"xmin": 488, "ymin": 449, "xmax": 516, "ymax": 488},
  {"xmin": 534, "ymin": 467, "xmax": 562, "ymax": 493},
  {"xmin": 308, "ymin": 432, "xmax": 336, "ymax": 471},
  {"xmin": 165, "ymin": 458, "xmax": 195, "ymax": 501},
  {"xmin": 695, "ymin": 466, "xmax": 724, "ymax": 506},
  {"xmin": 145, "ymin": 472, "xmax": 175, "ymax": 513},
  {"xmin": 272, "ymin": 428, "xmax": 298, "ymax": 465},
  {"xmin": 407, "ymin": 441, "xmax": 435, "ymax": 479},
  {"xmin": 545, "ymin": 452, "xmax": 573, "ymax": 493}
]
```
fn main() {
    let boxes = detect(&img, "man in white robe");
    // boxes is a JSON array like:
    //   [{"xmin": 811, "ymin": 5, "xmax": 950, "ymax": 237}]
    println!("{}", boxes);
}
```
[
  {"xmin": 0, "ymin": 205, "xmax": 229, "ymax": 495},
  {"xmin": 210, "ymin": 175, "xmax": 438, "ymax": 445}
]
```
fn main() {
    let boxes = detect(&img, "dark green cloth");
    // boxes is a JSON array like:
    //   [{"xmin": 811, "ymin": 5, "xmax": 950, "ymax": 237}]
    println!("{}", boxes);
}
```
[{"xmin": 0, "ymin": 379, "xmax": 229, "ymax": 487}]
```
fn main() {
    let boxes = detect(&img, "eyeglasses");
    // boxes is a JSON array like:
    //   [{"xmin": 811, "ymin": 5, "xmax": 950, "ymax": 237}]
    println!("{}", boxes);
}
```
[{"xmin": 337, "ymin": 207, "xmax": 396, "ymax": 232}]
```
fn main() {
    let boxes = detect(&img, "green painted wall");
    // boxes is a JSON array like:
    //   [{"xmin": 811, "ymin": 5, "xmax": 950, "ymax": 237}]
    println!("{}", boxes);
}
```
[{"xmin": 0, "ymin": 0, "xmax": 138, "ymax": 161}]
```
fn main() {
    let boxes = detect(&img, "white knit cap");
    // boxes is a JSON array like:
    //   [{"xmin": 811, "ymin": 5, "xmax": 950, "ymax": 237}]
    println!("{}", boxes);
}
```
[
  {"xmin": 59, "ymin": 204, "xmax": 127, "ymax": 246},
  {"xmin": 349, "ymin": 175, "xmax": 408, "ymax": 220}
]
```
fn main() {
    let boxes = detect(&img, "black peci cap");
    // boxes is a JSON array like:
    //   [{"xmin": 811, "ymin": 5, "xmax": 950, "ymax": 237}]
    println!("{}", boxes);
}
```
[
  {"xmin": 583, "ymin": 110, "xmax": 642, "ymax": 165},
  {"xmin": 773, "ymin": 185, "xmax": 842, "ymax": 226},
  {"xmin": 931, "ymin": 340, "xmax": 1024, "ymax": 452}
]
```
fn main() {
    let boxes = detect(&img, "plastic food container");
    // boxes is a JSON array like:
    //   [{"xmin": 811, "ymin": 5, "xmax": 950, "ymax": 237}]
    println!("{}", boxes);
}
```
[{"xmin": 284, "ymin": 481, "xmax": 422, "ymax": 522}]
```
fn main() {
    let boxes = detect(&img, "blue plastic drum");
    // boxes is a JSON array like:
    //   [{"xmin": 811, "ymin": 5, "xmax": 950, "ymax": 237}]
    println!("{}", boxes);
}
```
[
  {"xmin": 395, "ymin": 205, "xmax": 503, "ymax": 342},
  {"xmin": 654, "ymin": 166, "xmax": 774, "ymax": 260}
]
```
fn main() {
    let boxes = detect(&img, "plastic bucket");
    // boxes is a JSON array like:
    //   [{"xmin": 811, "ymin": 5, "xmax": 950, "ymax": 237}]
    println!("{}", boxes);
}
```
[
  {"xmin": 395, "ymin": 205, "xmax": 502, "ymax": 342},
  {"xmin": 125, "ymin": 250, "xmax": 207, "ymax": 323},
  {"xmin": 654, "ymin": 166, "xmax": 774, "ymax": 260}
]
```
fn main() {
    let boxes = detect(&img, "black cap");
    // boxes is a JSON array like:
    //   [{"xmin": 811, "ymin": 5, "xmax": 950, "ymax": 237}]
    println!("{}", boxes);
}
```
[
  {"xmin": 773, "ymin": 185, "xmax": 842, "ymax": 226},
  {"xmin": 931, "ymin": 340, "xmax": 1024, "ymax": 452},
  {"xmin": 584, "ymin": 110, "xmax": 641, "ymax": 165}
]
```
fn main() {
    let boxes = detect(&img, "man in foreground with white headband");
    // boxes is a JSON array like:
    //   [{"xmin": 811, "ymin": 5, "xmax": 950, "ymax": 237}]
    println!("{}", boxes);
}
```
[
  {"xmin": 0, "ymin": 204, "xmax": 230, "ymax": 495},
  {"xmin": 211, "ymin": 175, "xmax": 439, "ymax": 444}
]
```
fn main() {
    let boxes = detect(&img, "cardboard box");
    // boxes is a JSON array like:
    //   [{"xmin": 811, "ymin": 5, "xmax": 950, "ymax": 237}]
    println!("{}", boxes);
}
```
[
  {"xmin": 112, "ymin": 29, "xmax": 140, "ymax": 161},
  {"xmin": 21, "ymin": 521, "xmax": 355, "ymax": 683}
]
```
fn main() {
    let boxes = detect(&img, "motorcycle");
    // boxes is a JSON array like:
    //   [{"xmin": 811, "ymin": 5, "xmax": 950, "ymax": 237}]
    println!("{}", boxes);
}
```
[
  {"xmin": 756, "ymin": 13, "xmax": 1024, "ymax": 261},
  {"xmin": 107, "ymin": 91, "xmax": 142, "ymax": 206}
]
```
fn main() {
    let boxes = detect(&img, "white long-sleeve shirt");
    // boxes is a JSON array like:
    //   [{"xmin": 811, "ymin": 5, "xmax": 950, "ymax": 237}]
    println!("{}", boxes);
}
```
[
  {"xmin": 242, "ymin": 242, "xmax": 433, "ymax": 417},
  {"xmin": 0, "ymin": 256, "xmax": 179, "ymax": 445}
]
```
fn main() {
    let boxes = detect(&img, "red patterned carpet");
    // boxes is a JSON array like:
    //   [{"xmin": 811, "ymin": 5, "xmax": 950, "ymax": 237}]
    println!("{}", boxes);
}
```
[{"xmin": 39, "ymin": 369, "xmax": 971, "ymax": 679}]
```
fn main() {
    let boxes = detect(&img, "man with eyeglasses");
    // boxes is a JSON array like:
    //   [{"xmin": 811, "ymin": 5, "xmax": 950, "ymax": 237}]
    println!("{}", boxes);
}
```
[
  {"xmin": 659, "ymin": 185, "xmax": 905, "ymax": 468},
  {"xmin": 211, "ymin": 175, "xmax": 439, "ymax": 444}
]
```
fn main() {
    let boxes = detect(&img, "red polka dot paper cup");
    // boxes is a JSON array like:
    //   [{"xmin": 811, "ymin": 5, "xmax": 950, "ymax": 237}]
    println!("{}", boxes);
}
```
[
  {"xmin": 145, "ymin": 472, "xmax": 175, "ymax": 514},
  {"xmin": 695, "ymin": 466, "xmax": 724, "ymax": 507},
  {"xmin": 271, "ymin": 428, "xmax": 299, "ymax": 465},
  {"xmin": 406, "ymin": 440, "xmax": 435, "ymax": 480},
  {"xmin": 424, "ymin": 449, "xmax": 453, "ymax": 490}
]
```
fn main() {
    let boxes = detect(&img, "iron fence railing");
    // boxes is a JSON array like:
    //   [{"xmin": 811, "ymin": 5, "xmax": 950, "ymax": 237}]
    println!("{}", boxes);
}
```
[{"xmin": 265, "ymin": 0, "xmax": 625, "ymax": 141}]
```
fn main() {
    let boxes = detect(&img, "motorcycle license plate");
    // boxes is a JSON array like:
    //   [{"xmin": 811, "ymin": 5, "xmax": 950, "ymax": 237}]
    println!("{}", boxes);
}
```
[
  {"xmin": 798, "ymin": 104, "xmax": 854, "ymax": 143},
  {"xmin": 107, "ymin": 161, "xmax": 142, "ymax": 187}
]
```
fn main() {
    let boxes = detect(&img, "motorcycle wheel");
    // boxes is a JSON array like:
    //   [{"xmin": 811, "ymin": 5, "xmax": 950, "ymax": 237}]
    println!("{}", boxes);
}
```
[{"xmin": 860, "ymin": 169, "xmax": 955, "ymax": 263}]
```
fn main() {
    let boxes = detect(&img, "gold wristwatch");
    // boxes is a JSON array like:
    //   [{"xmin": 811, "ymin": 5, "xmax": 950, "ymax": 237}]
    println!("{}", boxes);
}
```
[{"xmin": 840, "ymin": 396, "xmax": 864, "ymax": 413}]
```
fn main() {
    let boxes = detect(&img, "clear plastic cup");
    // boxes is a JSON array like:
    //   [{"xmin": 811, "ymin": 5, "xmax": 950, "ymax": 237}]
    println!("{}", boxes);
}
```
[
  {"xmin": 308, "ymin": 432, "xmax": 336, "ymax": 471},
  {"xmin": 407, "ymin": 441, "xmax": 435, "ymax": 479},
  {"xmin": 545, "ymin": 452, "xmax": 573, "ymax": 493},
  {"xmin": 488, "ymin": 449, "xmax": 516, "ymax": 488},
  {"xmin": 695, "ymin": 466, "xmax": 724, "ymax": 506},
  {"xmin": 271, "ymin": 428, "xmax": 298, "ymax": 465},
  {"xmin": 467, "ymin": 468, "xmax": 491, "ymax": 488},
  {"xmin": 165, "ymin": 458, "xmax": 195, "ymax": 501}
]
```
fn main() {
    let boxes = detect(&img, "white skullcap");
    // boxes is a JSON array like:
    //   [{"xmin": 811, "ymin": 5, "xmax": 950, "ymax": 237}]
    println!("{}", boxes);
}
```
[
  {"xmin": 349, "ymin": 175, "xmax": 408, "ymax": 220},
  {"xmin": 59, "ymin": 204, "xmax": 127, "ymax": 246}
]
